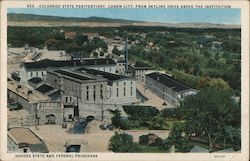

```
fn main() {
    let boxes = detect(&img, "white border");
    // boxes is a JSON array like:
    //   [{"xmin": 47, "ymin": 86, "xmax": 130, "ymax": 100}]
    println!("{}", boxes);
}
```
[{"xmin": 0, "ymin": 1, "xmax": 249, "ymax": 161}]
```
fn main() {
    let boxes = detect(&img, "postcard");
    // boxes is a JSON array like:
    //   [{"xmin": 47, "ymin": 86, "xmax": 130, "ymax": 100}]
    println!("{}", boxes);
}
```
[{"xmin": 0, "ymin": 0, "xmax": 249, "ymax": 161}]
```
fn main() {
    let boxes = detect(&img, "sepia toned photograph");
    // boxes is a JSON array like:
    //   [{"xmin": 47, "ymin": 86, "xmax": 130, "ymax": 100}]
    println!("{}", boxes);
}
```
[{"xmin": 0, "ymin": 1, "xmax": 249, "ymax": 161}]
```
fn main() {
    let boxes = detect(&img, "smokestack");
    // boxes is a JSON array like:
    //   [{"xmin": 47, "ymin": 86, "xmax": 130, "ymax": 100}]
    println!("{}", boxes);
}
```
[{"xmin": 125, "ymin": 38, "xmax": 128, "ymax": 71}]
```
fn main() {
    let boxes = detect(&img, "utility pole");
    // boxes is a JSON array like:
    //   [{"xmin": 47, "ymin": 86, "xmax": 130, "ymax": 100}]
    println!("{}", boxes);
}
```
[{"xmin": 101, "ymin": 96, "xmax": 104, "ymax": 121}]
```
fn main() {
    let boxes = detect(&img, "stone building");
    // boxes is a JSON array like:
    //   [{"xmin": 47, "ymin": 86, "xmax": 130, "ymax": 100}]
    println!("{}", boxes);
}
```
[
  {"xmin": 19, "ymin": 58, "xmax": 117, "ymax": 86},
  {"xmin": 129, "ymin": 61, "xmax": 155, "ymax": 84},
  {"xmin": 7, "ymin": 79, "xmax": 63, "ymax": 125},
  {"xmin": 45, "ymin": 68, "xmax": 137, "ymax": 119},
  {"xmin": 7, "ymin": 127, "xmax": 49, "ymax": 153},
  {"xmin": 75, "ymin": 68, "xmax": 137, "ymax": 105},
  {"xmin": 145, "ymin": 72, "xmax": 198, "ymax": 106}
]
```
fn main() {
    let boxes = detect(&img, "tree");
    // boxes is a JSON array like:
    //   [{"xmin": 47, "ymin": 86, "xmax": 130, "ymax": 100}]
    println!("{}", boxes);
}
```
[
  {"xmin": 150, "ymin": 116, "xmax": 168, "ymax": 130},
  {"xmin": 179, "ymin": 87, "xmax": 240, "ymax": 152},
  {"xmin": 123, "ymin": 105, "xmax": 159, "ymax": 127},
  {"xmin": 110, "ymin": 109, "xmax": 123, "ymax": 129},
  {"xmin": 224, "ymin": 126, "xmax": 241, "ymax": 150},
  {"xmin": 109, "ymin": 132, "xmax": 134, "ymax": 152},
  {"xmin": 109, "ymin": 109, "xmax": 130, "ymax": 130},
  {"xmin": 112, "ymin": 46, "xmax": 122, "ymax": 56},
  {"xmin": 75, "ymin": 34, "xmax": 88, "ymax": 46},
  {"xmin": 197, "ymin": 77, "xmax": 230, "ymax": 90}
]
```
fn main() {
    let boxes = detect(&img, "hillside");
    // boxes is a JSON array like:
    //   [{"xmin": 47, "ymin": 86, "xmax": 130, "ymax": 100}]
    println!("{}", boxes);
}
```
[{"xmin": 7, "ymin": 13, "xmax": 240, "ymax": 29}]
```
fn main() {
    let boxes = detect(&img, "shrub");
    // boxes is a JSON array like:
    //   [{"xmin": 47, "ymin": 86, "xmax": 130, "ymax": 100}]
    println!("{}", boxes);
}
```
[
  {"xmin": 139, "ymin": 135, "xmax": 148, "ymax": 145},
  {"xmin": 109, "ymin": 132, "xmax": 134, "ymax": 152},
  {"xmin": 139, "ymin": 133, "xmax": 163, "ymax": 146}
]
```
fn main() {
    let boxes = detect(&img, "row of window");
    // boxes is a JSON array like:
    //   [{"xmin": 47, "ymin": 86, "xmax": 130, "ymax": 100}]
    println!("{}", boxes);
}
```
[
  {"xmin": 30, "ymin": 71, "xmax": 45, "ymax": 77},
  {"xmin": 65, "ymin": 96, "xmax": 73, "ymax": 103},
  {"xmin": 97, "ymin": 67, "xmax": 112, "ymax": 72},
  {"xmin": 116, "ymin": 81, "xmax": 133, "ymax": 86},
  {"xmin": 86, "ymin": 84, "xmax": 103, "ymax": 101},
  {"xmin": 116, "ymin": 86, "xmax": 133, "ymax": 97}
]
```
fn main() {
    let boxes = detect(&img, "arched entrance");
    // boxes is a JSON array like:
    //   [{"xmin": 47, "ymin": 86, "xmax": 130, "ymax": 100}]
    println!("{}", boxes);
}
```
[{"xmin": 45, "ymin": 114, "xmax": 56, "ymax": 124}]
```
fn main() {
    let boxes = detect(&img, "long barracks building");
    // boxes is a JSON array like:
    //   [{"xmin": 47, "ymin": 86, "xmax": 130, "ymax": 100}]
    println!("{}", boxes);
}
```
[{"xmin": 146, "ymin": 72, "xmax": 198, "ymax": 107}]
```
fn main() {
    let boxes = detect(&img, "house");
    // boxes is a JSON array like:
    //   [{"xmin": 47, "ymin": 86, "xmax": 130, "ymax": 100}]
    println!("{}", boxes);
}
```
[
  {"xmin": 7, "ymin": 127, "xmax": 49, "ymax": 153},
  {"xmin": 145, "ymin": 72, "xmax": 198, "ymax": 106},
  {"xmin": 64, "ymin": 32, "xmax": 76, "ymax": 39}
]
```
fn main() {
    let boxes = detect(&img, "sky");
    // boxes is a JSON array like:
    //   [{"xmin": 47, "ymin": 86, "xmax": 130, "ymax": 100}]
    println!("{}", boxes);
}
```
[{"xmin": 8, "ymin": 8, "xmax": 241, "ymax": 25}]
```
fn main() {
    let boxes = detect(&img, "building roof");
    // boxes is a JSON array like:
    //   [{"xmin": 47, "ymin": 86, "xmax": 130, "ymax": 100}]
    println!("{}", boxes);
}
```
[
  {"xmin": 189, "ymin": 145, "xmax": 209, "ymax": 153},
  {"xmin": 28, "ymin": 77, "xmax": 43, "ymax": 84},
  {"xmin": 29, "ymin": 143, "xmax": 49, "ymax": 153},
  {"xmin": 134, "ymin": 61, "xmax": 151, "ymax": 68},
  {"xmin": 8, "ymin": 79, "xmax": 49, "ymax": 102},
  {"xmin": 132, "ymin": 61, "xmax": 154, "ymax": 69},
  {"xmin": 35, "ymin": 84, "xmax": 55, "ymax": 94},
  {"xmin": 53, "ymin": 69, "xmax": 93, "ymax": 81},
  {"xmin": 8, "ymin": 127, "xmax": 42, "ymax": 145},
  {"xmin": 82, "ymin": 58, "xmax": 116, "ymax": 66},
  {"xmin": 23, "ymin": 59, "xmax": 82, "ymax": 69},
  {"xmin": 48, "ymin": 90, "xmax": 61, "ymax": 100},
  {"xmin": 76, "ymin": 67, "xmax": 129, "ymax": 82},
  {"xmin": 23, "ymin": 58, "xmax": 116, "ymax": 70},
  {"xmin": 146, "ymin": 72, "xmax": 195, "ymax": 92}
]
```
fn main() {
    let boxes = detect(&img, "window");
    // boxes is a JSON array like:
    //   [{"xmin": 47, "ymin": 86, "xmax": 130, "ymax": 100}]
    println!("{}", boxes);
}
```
[
  {"xmin": 124, "ymin": 87, "xmax": 126, "ymax": 96},
  {"xmin": 116, "ymin": 88, "xmax": 119, "ymax": 97},
  {"xmin": 23, "ymin": 149, "xmax": 27, "ymax": 153},
  {"xmin": 70, "ymin": 97, "xmax": 72, "ymax": 102},
  {"xmin": 100, "ymin": 84, "xmax": 103, "ymax": 99},
  {"xmin": 86, "ymin": 86, "xmax": 89, "ymax": 100},
  {"xmin": 30, "ymin": 72, "xmax": 33, "ymax": 77},
  {"xmin": 36, "ymin": 71, "xmax": 38, "ymax": 76},
  {"xmin": 93, "ymin": 85, "xmax": 96, "ymax": 101},
  {"xmin": 131, "ymin": 81, "xmax": 133, "ymax": 85},
  {"xmin": 65, "ymin": 97, "xmax": 68, "ymax": 102},
  {"xmin": 69, "ymin": 114, "xmax": 72, "ymax": 119},
  {"xmin": 93, "ymin": 91, "xmax": 96, "ymax": 101},
  {"xmin": 130, "ymin": 87, "xmax": 133, "ymax": 96},
  {"xmin": 86, "ymin": 91, "xmax": 89, "ymax": 100}
]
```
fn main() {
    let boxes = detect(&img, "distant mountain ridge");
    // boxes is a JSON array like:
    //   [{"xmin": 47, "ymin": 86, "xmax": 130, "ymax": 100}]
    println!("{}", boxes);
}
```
[
  {"xmin": 8, "ymin": 13, "xmax": 137, "ymax": 23},
  {"xmin": 7, "ymin": 13, "xmax": 241, "ymax": 29}
]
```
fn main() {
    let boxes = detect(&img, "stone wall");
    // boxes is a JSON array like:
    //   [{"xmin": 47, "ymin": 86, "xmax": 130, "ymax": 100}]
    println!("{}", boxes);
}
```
[
  {"xmin": 78, "ymin": 102, "xmax": 126, "ymax": 120},
  {"xmin": 8, "ymin": 89, "xmax": 34, "ymax": 113},
  {"xmin": 108, "ymin": 79, "xmax": 137, "ymax": 104}
]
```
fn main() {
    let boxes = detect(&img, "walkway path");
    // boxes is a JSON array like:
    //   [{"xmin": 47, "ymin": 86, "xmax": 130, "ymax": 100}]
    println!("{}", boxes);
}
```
[{"xmin": 136, "ymin": 83, "xmax": 170, "ymax": 111}]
